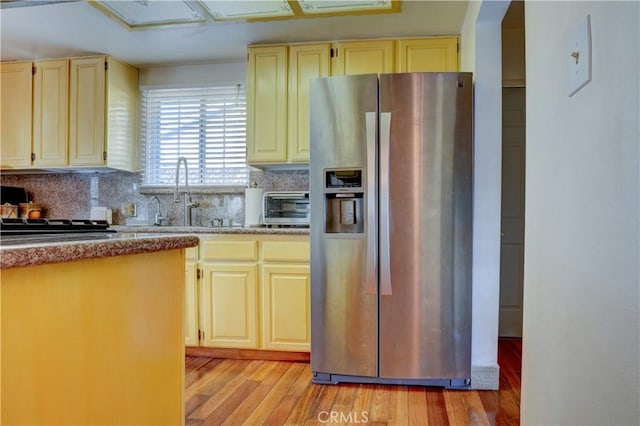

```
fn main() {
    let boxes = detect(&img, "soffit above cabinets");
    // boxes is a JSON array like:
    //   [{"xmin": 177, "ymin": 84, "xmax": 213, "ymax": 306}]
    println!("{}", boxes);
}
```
[{"xmin": 91, "ymin": 0, "xmax": 399, "ymax": 30}]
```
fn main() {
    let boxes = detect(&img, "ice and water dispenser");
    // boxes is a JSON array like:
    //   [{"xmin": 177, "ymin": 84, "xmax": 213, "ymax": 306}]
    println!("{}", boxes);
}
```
[{"xmin": 323, "ymin": 169, "xmax": 364, "ymax": 234}]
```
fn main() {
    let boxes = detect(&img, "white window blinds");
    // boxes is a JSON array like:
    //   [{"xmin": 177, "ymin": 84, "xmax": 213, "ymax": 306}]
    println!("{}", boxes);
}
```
[{"xmin": 140, "ymin": 85, "xmax": 248, "ymax": 187}]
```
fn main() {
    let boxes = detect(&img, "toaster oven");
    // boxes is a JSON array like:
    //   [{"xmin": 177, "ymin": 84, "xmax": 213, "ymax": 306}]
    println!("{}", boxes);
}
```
[{"xmin": 262, "ymin": 191, "xmax": 310, "ymax": 226}]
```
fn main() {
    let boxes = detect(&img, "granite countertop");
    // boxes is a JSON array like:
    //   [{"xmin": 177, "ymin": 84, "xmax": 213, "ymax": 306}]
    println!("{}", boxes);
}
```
[
  {"xmin": 111, "ymin": 225, "xmax": 310, "ymax": 235},
  {"xmin": 0, "ymin": 233, "xmax": 199, "ymax": 270}
]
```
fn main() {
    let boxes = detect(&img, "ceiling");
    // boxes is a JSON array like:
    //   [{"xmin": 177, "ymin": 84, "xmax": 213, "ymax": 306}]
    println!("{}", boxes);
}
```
[{"xmin": 0, "ymin": 0, "xmax": 469, "ymax": 67}]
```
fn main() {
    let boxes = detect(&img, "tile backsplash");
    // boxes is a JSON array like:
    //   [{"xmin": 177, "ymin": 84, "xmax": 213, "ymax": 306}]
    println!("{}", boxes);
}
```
[{"xmin": 0, "ymin": 169, "xmax": 308, "ymax": 226}]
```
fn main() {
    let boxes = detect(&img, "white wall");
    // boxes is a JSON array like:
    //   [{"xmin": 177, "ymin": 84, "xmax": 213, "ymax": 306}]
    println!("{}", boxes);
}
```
[
  {"xmin": 460, "ymin": 0, "xmax": 509, "ymax": 389},
  {"xmin": 139, "ymin": 62, "xmax": 246, "ymax": 88},
  {"xmin": 522, "ymin": 2, "xmax": 640, "ymax": 424}
]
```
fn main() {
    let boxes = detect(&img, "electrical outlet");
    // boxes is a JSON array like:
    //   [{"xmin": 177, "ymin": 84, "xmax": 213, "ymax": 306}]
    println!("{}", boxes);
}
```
[{"xmin": 121, "ymin": 203, "xmax": 137, "ymax": 217}]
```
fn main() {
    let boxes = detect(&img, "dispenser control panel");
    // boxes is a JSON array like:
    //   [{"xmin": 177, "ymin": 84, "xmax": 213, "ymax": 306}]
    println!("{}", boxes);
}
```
[
  {"xmin": 325, "ymin": 169, "xmax": 363, "ymax": 192},
  {"xmin": 323, "ymin": 168, "xmax": 364, "ymax": 234}
]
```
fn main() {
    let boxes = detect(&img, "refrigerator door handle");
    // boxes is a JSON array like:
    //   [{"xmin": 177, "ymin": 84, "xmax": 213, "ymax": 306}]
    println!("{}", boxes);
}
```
[
  {"xmin": 379, "ymin": 112, "xmax": 392, "ymax": 295},
  {"xmin": 365, "ymin": 112, "xmax": 377, "ymax": 295}
]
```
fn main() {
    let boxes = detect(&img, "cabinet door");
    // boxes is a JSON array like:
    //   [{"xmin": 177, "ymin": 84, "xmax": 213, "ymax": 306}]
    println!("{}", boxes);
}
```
[
  {"xmin": 184, "ymin": 260, "xmax": 199, "ymax": 346},
  {"xmin": 69, "ymin": 56, "xmax": 106, "ymax": 166},
  {"xmin": 247, "ymin": 46, "xmax": 288, "ymax": 164},
  {"xmin": 261, "ymin": 264, "xmax": 310, "ymax": 351},
  {"xmin": 33, "ymin": 59, "xmax": 68, "ymax": 167},
  {"xmin": 200, "ymin": 264, "xmax": 258, "ymax": 348},
  {"xmin": 395, "ymin": 37, "xmax": 459, "ymax": 72},
  {"xmin": 288, "ymin": 44, "xmax": 330, "ymax": 163},
  {"xmin": 105, "ymin": 57, "xmax": 139, "ymax": 171},
  {"xmin": 0, "ymin": 61, "xmax": 33, "ymax": 168},
  {"xmin": 331, "ymin": 40, "xmax": 394, "ymax": 76}
]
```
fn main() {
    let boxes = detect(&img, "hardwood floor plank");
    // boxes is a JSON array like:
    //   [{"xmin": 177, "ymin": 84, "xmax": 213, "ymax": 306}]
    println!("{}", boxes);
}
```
[
  {"xmin": 461, "ymin": 391, "xmax": 492, "ymax": 425},
  {"xmin": 185, "ymin": 418, "xmax": 203, "ymax": 426},
  {"xmin": 351, "ymin": 384, "xmax": 375, "ymax": 424},
  {"xmin": 407, "ymin": 387, "xmax": 429, "ymax": 425},
  {"xmin": 283, "ymin": 380, "xmax": 325, "ymax": 425},
  {"xmin": 196, "ymin": 360, "xmax": 255, "ymax": 398},
  {"xmin": 221, "ymin": 362, "xmax": 291, "ymax": 426},
  {"xmin": 425, "ymin": 390, "xmax": 448, "ymax": 425},
  {"xmin": 186, "ymin": 394, "xmax": 212, "ymax": 418},
  {"xmin": 370, "ymin": 385, "xmax": 392, "ymax": 422},
  {"xmin": 189, "ymin": 360, "xmax": 264, "ymax": 420},
  {"xmin": 477, "ymin": 388, "xmax": 498, "ymax": 413},
  {"xmin": 389, "ymin": 385, "xmax": 409, "ymax": 425},
  {"xmin": 302, "ymin": 384, "xmax": 340, "ymax": 425},
  {"xmin": 444, "ymin": 391, "xmax": 467, "ymax": 425},
  {"xmin": 185, "ymin": 358, "xmax": 225, "ymax": 388},
  {"xmin": 242, "ymin": 363, "xmax": 307, "ymax": 425},
  {"xmin": 185, "ymin": 359, "xmax": 242, "ymax": 400},
  {"xmin": 183, "ymin": 338, "xmax": 522, "ymax": 425},
  {"xmin": 201, "ymin": 380, "xmax": 261, "ymax": 426},
  {"xmin": 263, "ymin": 394, "xmax": 298, "ymax": 425},
  {"xmin": 330, "ymin": 383, "xmax": 359, "ymax": 412}
]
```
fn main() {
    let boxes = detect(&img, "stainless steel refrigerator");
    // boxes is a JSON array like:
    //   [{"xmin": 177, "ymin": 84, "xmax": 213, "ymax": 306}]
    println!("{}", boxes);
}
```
[{"xmin": 309, "ymin": 72, "xmax": 473, "ymax": 389}]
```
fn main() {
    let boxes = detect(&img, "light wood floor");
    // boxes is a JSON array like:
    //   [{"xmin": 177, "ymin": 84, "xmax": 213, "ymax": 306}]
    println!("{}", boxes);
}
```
[{"xmin": 185, "ymin": 339, "xmax": 521, "ymax": 425}]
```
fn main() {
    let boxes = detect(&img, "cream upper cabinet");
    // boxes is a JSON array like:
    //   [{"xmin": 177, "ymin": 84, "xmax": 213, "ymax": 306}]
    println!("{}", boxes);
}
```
[
  {"xmin": 0, "ymin": 61, "xmax": 33, "ymax": 169},
  {"xmin": 69, "ymin": 56, "xmax": 138, "ymax": 171},
  {"xmin": 287, "ymin": 43, "xmax": 330, "ymax": 163},
  {"xmin": 395, "ymin": 37, "xmax": 459, "ymax": 72},
  {"xmin": 246, "ymin": 46, "xmax": 288, "ymax": 164},
  {"xmin": 247, "ymin": 36, "xmax": 459, "ymax": 167},
  {"xmin": 331, "ymin": 40, "xmax": 394, "ymax": 76},
  {"xmin": 33, "ymin": 59, "xmax": 69, "ymax": 167}
]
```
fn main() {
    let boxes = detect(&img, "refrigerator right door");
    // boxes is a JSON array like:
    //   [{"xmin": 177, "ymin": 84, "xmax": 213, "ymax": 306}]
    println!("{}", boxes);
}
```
[{"xmin": 378, "ymin": 73, "xmax": 473, "ymax": 380}]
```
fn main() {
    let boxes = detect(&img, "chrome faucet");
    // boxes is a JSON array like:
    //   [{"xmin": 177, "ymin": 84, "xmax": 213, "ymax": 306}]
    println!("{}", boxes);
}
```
[
  {"xmin": 149, "ymin": 196, "xmax": 165, "ymax": 226},
  {"xmin": 174, "ymin": 157, "xmax": 200, "ymax": 226}
]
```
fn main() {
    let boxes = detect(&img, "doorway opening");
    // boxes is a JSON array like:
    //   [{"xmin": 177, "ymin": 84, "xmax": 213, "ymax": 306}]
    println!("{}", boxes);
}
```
[{"xmin": 499, "ymin": 0, "xmax": 526, "ymax": 338}]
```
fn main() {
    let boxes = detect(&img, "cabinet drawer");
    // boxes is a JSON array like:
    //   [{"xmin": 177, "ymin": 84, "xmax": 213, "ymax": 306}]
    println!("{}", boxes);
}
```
[
  {"xmin": 185, "ymin": 246, "xmax": 199, "ymax": 260},
  {"xmin": 202, "ymin": 240, "xmax": 258, "ymax": 261},
  {"xmin": 262, "ymin": 241, "xmax": 310, "ymax": 262}
]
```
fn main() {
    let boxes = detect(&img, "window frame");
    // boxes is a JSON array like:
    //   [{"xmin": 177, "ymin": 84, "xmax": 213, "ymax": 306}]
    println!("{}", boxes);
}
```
[{"xmin": 138, "ymin": 84, "xmax": 249, "ymax": 190}]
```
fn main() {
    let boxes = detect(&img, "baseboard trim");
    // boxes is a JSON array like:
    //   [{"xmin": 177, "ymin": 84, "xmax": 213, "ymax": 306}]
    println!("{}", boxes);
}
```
[
  {"xmin": 471, "ymin": 364, "xmax": 500, "ymax": 390},
  {"xmin": 185, "ymin": 346, "xmax": 310, "ymax": 362}
]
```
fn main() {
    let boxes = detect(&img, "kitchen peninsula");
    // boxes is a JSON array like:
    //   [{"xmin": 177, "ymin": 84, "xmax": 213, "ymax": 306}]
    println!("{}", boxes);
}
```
[{"xmin": 0, "ymin": 233, "xmax": 198, "ymax": 425}]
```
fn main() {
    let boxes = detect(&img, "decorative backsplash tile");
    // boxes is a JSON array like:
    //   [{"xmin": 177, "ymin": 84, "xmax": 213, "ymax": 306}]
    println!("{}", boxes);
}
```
[{"xmin": 0, "ymin": 168, "xmax": 308, "ymax": 226}]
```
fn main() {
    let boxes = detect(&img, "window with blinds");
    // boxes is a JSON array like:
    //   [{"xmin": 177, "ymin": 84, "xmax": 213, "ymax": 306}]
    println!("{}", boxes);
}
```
[{"xmin": 140, "ymin": 85, "xmax": 248, "ymax": 187}]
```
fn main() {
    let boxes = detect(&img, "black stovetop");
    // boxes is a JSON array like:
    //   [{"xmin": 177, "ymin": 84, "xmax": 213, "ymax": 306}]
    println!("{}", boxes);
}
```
[{"xmin": 0, "ymin": 218, "xmax": 115, "ymax": 235}]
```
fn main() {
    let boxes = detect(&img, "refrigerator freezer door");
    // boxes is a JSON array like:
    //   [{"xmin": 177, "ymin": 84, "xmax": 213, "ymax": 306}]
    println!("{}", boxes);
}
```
[
  {"xmin": 378, "ymin": 73, "xmax": 473, "ymax": 380},
  {"xmin": 310, "ymin": 74, "xmax": 379, "ymax": 378}
]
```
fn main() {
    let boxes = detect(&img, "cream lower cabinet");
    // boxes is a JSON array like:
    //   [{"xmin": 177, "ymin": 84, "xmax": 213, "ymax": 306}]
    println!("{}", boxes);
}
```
[
  {"xmin": 187, "ymin": 235, "xmax": 310, "ymax": 352},
  {"xmin": 200, "ymin": 264, "xmax": 259, "ymax": 348},
  {"xmin": 261, "ymin": 264, "xmax": 310, "ymax": 351},
  {"xmin": 184, "ymin": 246, "xmax": 199, "ymax": 346},
  {"xmin": 261, "ymin": 239, "xmax": 310, "ymax": 351},
  {"xmin": 199, "ymin": 238, "xmax": 260, "ymax": 349}
]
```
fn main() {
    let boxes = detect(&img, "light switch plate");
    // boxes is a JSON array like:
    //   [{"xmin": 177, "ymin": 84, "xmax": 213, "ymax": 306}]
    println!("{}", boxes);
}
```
[{"xmin": 568, "ymin": 14, "xmax": 592, "ymax": 97}]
